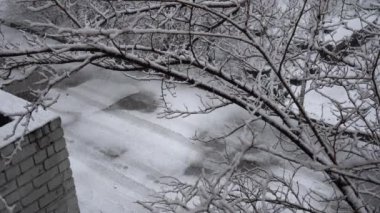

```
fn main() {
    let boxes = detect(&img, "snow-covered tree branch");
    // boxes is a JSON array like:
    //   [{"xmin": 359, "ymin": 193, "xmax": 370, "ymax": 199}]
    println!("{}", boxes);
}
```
[{"xmin": 0, "ymin": 0, "xmax": 379, "ymax": 212}]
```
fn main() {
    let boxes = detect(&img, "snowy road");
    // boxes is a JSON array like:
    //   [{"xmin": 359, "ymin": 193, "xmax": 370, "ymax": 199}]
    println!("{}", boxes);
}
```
[{"xmin": 49, "ymin": 71, "xmax": 210, "ymax": 212}]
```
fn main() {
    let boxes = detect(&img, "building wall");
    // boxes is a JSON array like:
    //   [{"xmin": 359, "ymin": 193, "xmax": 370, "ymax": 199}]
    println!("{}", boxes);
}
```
[{"xmin": 0, "ymin": 117, "xmax": 80, "ymax": 213}]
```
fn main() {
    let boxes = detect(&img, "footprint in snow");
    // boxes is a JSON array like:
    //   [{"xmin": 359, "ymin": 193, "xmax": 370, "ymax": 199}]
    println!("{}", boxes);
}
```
[
  {"xmin": 99, "ymin": 147, "xmax": 127, "ymax": 159},
  {"xmin": 105, "ymin": 91, "xmax": 158, "ymax": 113}
]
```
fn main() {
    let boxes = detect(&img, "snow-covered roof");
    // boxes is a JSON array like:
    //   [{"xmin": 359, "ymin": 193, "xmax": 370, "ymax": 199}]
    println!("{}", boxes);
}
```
[{"xmin": 0, "ymin": 89, "xmax": 58, "ymax": 147}]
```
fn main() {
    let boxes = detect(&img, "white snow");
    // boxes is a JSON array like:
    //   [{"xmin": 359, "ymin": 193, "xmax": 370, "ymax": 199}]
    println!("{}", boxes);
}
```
[
  {"xmin": 0, "ymin": 89, "xmax": 58, "ymax": 148},
  {"xmin": 323, "ymin": 15, "xmax": 378, "ymax": 42},
  {"xmin": 47, "ymin": 68, "xmax": 338, "ymax": 212},
  {"xmin": 47, "ymin": 69, "xmax": 211, "ymax": 212}
]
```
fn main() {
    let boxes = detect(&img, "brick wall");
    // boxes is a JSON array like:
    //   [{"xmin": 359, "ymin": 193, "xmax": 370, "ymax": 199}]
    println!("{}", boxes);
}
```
[{"xmin": 0, "ymin": 117, "xmax": 80, "ymax": 213}]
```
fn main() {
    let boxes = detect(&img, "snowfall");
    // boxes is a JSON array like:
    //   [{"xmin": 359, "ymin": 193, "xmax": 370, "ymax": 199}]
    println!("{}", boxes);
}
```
[{"xmin": 0, "ymin": 1, "xmax": 374, "ymax": 212}]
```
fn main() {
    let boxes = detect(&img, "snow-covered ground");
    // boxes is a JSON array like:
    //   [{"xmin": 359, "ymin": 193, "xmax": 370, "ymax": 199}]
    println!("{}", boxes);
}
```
[
  {"xmin": 46, "ymin": 67, "xmax": 331, "ymax": 212},
  {"xmin": 48, "ymin": 68, "xmax": 245, "ymax": 212}
]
